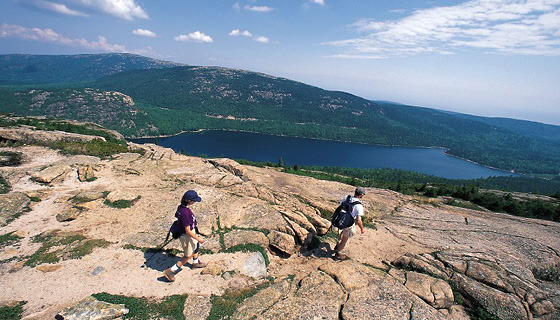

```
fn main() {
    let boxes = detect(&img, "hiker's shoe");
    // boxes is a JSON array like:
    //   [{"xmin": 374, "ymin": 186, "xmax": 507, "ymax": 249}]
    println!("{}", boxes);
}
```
[
  {"xmin": 163, "ymin": 268, "xmax": 175, "ymax": 282},
  {"xmin": 192, "ymin": 261, "xmax": 206, "ymax": 268},
  {"xmin": 334, "ymin": 253, "xmax": 349, "ymax": 261}
]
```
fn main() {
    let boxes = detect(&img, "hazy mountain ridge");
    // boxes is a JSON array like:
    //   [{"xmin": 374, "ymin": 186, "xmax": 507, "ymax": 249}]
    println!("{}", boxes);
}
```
[
  {"xmin": 0, "ymin": 53, "xmax": 186, "ymax": 85},
  {"xmin": 0, "ymin": 53, "xmax": 559, "ymax": 175}
]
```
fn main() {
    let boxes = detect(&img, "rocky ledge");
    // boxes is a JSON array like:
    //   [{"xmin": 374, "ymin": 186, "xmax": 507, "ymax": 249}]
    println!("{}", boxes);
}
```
[{"xmin": 0, "ymin": 134, "xmax": 559, "ymax": 319}]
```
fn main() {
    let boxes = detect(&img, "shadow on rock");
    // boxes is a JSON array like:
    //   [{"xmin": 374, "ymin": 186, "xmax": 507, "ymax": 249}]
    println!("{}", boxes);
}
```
[{"xmin": 141, "ymin": 250, "xmax": 178, "ymax": 272}]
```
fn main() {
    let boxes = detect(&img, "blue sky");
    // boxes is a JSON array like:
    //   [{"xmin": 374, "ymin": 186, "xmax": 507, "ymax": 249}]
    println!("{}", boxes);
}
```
[{"xmin": 1, "ymin": 0, "xmax": 560, "ymax": 125}]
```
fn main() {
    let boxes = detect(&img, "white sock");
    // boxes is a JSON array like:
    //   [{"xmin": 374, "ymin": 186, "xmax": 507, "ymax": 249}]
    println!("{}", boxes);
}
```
[
  {"xmin": 170, "ymin": 264, "xmax": 179, "ymax": 273},
  {"xmin": 192, "ymin": 258, "xmax": 199, "ymax": 264}
]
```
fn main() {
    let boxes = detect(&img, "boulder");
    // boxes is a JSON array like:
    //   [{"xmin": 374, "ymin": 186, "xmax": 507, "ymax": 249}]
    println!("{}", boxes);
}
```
[
  {"xmin": 243, "ymin": 252, "xmax": 268, "ymax": 279},
  {"xmin": 30, "ymin": 164, "xmax": 71, "ymax": 184},
  {"xmin": 56, "ymin": 296, "xmax": 128, "ymax": 320},
  {"xmin": 56, "ymin": 207, "xmax": 82, "ymax": 222},
  {"xmin": 77, "ymin": 165, "xmax": 95, "ymax": 182},
  {"xmin": 404, "ymin": 271, "xmax": 454, "ymax": 309},
  {"xmin": 267, "ymin": 230, "xmax": 296, "ymax": 256}
]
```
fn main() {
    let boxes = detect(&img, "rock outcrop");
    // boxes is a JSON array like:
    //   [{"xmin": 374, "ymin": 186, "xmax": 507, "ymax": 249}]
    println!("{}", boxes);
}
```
[{"xmin": 1, "ymin": 130, "xmax": 559, "ymax": 320}]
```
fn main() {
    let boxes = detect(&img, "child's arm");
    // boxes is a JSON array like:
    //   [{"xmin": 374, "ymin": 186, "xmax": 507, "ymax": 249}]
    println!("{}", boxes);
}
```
[{"xmin": 185, "ymin": 225, "xmax": 205, "ymax": 243}]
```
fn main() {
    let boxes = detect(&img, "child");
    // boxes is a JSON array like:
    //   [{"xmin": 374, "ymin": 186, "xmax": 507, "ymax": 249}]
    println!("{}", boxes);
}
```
[{"xmin": 163, "ymin": 189, "xmax": 206, "ymax": 282}]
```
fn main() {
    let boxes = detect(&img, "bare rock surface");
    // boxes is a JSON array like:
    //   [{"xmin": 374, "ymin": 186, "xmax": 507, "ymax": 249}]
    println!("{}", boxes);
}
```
[{"xmin": 1, "ymin": 135, "xmax": 560, "ymax": 320}]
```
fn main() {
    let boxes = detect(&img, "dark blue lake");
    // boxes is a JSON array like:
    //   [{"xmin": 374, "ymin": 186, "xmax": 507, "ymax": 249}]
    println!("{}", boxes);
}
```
[{"xmin": 131, "ymin": 130, "xmax": 516, "ymax": 180}]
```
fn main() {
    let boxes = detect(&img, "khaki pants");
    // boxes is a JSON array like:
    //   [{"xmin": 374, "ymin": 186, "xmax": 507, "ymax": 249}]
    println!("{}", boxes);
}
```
[
  {"xmin": 339, "ymin": 224, "xmax": 357, "ymax": 238},
  {"xmin": 179, "ymin": 233, "xmax": 199, "ymax": 257}
]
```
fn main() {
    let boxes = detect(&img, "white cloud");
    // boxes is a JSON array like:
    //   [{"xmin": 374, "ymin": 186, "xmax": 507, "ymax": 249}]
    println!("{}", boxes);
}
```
[
  {"xmin": 324, "ymin": 0, "xmax": 560, "ymax": 58},
  {"xmin": 244, "ymin": 5, "xmax": 274, "ymax": 12},
  {"xmin": 233, "ymin": 2, "xmax": 241, "ymax": 11},
  {"xmin": 29, "ymin": 0, "xmax": 88, "ymax": 17},
  {"xmin": 23, "ymin": 0, "xmax": 148, "ymax": 20},
  {"xmin": 132, "ymin": 28, "xmax": 157, "ymax": 37},
  {"xmin": 229, "ymin": 29, "xmax": 253, "ymax": 37},
  {"xmin": 0, "ymin": 23, "xmax": 126, "ymax": 51},
  {"xmin": 78, "ymin": 0, "xmax": 148, "ymax": 20},
  {"xmin": 254, "ymin": 36, "xmax": 269, "ymax": 43},
  {"xmin": 175, "ymin": 31, "xmax": 213, "ymax": 43},
  {"xmin": 310, "ymin": 0, "xmax": 325, "ymax": 5}
]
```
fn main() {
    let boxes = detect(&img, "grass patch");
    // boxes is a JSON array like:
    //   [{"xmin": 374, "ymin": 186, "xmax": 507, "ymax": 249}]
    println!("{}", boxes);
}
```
[
  {"xmin": 0, "ymin": 232, "xmax": 22, "ymax": 250},
  {"xmin": 0, "ymin": 151, "xmax": 23, "ymax": 166},
  {"xmin": 92, "ymin": 293, "xmax": 188, "ymax": 320},
  {"xmin": 0, "ymin": 301, "xmax": 26, "ymax": 320},
  {"xmin": 207, "ymin": 281, "xmax": 273, "ymax": 320},
  {"xmin": 24, "ymin": 230, "xmax": 111, "ymax": 267},
  {"xmin": 223, "ymin": 243, "xmax": 270, "ymax": 267},
  {"xmin": 104, "ymin": 196, "xmax": 141, "ymax": 209}
]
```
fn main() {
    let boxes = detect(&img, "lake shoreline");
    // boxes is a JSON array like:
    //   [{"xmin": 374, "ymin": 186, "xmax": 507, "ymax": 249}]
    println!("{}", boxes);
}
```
[{"xmin": 128, "ymin": 128, "xmax": 519, "ymax": 179}]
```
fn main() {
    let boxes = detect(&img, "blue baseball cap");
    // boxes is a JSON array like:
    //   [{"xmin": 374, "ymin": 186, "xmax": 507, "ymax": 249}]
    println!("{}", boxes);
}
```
[{"xmin": 182, "ymin": 190, "xmax": 201, "ymax": 202}]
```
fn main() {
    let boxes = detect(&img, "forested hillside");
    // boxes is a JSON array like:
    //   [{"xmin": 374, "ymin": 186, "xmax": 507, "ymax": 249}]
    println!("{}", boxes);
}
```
[
  {"xmin": 0, "ymin": 53, "xmax": 184, "ymax": 85},
  {"xmin": 1, "ymin": 54, "xmax": 560, "ymax": 176}
]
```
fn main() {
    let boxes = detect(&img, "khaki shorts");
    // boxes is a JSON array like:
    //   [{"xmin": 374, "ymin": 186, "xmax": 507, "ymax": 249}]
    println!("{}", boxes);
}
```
[
  {"xmin": 179, "ymin": 234, "xmax": 199, "ymax": 257},
  {"xmin": 339, "ymin": 224, "xmax": 356, "ymax": 238}
]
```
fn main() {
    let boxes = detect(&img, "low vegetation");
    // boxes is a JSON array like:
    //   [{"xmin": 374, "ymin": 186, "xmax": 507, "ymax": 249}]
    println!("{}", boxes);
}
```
[
  {"xmin": 0, "ymin": 150, "xmax": 23, "ymax": 166},
  {"xmin": 24, "ymin": 230, "xmax": 111, "ymax": 267},
  {"xmin": 92, "ymin": 293, "xmax": 188, "ymax": 320},
  {"xmin": 207, "ymin": 281, "xmax": 273, "ymax": 320},
  {"xmin": 104, "ymin": 196, "xmax": 141, "ymax": 209},
  {"xmin": 0, "ymin": 301, "xmax": 26, "ymax": 320}
]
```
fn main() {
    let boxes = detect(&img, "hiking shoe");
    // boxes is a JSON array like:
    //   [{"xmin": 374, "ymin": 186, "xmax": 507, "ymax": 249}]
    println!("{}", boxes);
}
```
[
  {"xmin": 163, "ymin": 268, "xmax": 175, "ymax": 282},
  {"xmin": 192, "ymin": 261, "xmax": 207, "ymax": 268},
  {"xmin": 334, "ymin": 253, "xmax": 349, "ymax": 261}
]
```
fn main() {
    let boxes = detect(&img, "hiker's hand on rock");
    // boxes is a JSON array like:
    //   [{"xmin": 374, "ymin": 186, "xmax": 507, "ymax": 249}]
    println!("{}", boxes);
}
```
[{"xmin": 198, "ymin": 237, "xmax": 206, "ymax": 244}]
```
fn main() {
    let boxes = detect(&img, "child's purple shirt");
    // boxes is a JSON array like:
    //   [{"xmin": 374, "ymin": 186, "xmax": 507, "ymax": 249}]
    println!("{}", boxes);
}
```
[{"xmin": 175, "ymin": 205, "xmax": 197, "ymax": 232}]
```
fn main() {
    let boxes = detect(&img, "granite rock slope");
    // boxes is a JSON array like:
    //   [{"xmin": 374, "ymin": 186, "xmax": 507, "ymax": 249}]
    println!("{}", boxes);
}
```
[{"xmin": 0, "ymin": 137, "xmax": 559, "ymax": 319}]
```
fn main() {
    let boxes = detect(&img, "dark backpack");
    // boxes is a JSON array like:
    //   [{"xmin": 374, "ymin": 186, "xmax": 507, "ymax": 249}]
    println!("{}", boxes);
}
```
[
  {"xmin": 169, "ymin": 220, "xmax": 183, "ymax": 239},
  {"xmin": 331, "ymin": 195, "xmax": 361, "ymax": 229}
]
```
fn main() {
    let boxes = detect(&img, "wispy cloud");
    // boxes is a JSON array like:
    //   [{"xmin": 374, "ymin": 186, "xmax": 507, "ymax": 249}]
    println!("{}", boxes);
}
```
[
  {"xmin": 174, "ymin": 31, "xmax": 213, "ymax": 43},
  {"xmin": 132, "ymin": 28, "xmax": 156, "ymax": 37},
  {"xmin": 21, "ymin": 0, "xmax": 148, "ymax": 20},
  {"xmin": 244, "ymin": 5, "xmax": 274, "ymax": 12},
  {"xmin": 310, "ymin": 0, "xmax": 325, "ymax": 5},
  {"xmin": 229, "ymin": 29, "xmax": 253, "ymax": 37},
  {"xmin": 324, "ymin": 0, "xmax": 560, "ymax": 58},
  {"xmin": 0, "ymin": 23, "xmax": 126, "ymax": 51},
  {"xmin": 25, "ymin": 0, "xmax": 88, "ymax": 17}
]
